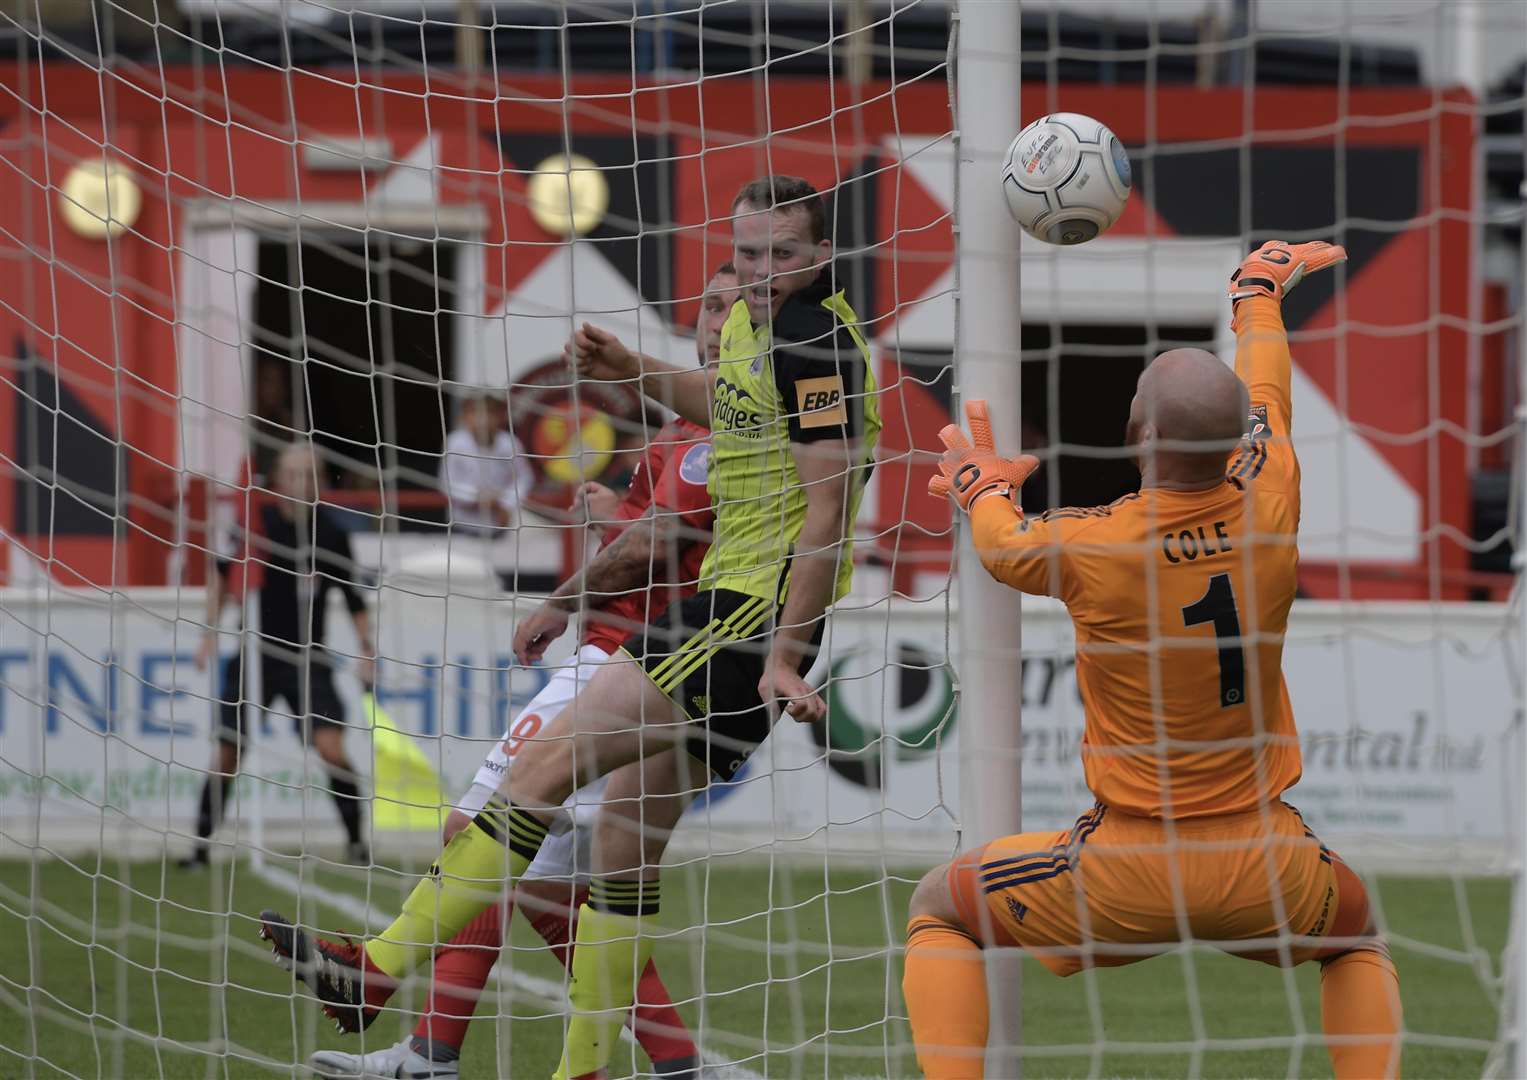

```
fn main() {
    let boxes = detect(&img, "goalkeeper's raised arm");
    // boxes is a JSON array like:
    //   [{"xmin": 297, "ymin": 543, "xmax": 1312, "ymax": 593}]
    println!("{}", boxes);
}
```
[
  {"xmin": 942, "ymin": 239, "xmax": 1346, "ymax": 601},
  {"xmin": 1225, "ymin": 240, "xmax": 1345, "ymax": 504}
]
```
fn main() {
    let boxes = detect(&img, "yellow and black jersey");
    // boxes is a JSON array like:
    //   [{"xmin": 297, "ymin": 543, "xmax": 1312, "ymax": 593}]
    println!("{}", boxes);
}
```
[{"xmin": 703, "ymin": 273, "xmax": 881, "ymax": 604}]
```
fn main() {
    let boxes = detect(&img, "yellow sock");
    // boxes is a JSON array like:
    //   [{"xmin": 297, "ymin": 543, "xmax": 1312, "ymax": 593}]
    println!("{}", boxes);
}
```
[
  {"xmin": 903, "ymin": 914, "xmax": 989, "ymax": 1080},
  {"xmin": 555, "ymin": 879, "xmax": 659, "ymax": 1080},
  {"xmin": 365, "ymin": 798, "xmax": 548, "ymax": 980},
  {"xmin": 1321, "ymin": 945, "xmax": 1403, "ymax": 1079}
]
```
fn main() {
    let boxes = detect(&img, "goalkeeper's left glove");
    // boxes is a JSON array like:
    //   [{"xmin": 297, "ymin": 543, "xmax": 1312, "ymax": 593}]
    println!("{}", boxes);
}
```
[
  {"xmin": 1228, "ymin": 240, "xmax": 1347, "ymax": 305},
  {"xmin": 928, "ymin": 400, "xmax": 1040, "ymax": 514}
]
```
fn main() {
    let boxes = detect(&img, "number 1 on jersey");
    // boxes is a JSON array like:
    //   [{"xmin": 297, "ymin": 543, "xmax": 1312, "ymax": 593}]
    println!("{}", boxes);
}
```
[{"xmin": 1181, "ymin": 573, "xmax": 1246, "ymax": 707}]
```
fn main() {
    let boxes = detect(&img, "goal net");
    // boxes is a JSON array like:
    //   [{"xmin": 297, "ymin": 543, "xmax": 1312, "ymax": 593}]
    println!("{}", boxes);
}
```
[{"xmin": 0, "ymin": 1, "xmax": 1524, "ymax": 1077}]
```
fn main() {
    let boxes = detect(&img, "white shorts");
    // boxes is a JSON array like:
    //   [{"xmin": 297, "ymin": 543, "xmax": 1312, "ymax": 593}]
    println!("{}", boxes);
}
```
[{"xmin": 457, "ymin": 643, "xmax": 612, "ymax": 882}]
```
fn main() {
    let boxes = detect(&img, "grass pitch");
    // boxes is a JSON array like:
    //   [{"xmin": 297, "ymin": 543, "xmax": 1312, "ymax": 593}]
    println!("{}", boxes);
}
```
[{"xmin": 0, "ymin": 850, "xmax": 1509, "ymax": 1078}]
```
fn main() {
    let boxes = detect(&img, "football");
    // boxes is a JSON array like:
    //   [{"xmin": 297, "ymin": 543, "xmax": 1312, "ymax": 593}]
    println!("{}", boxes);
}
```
[{"xmin": 1001, "ymin": 112, "xmax": 1132, "ymax": 245}]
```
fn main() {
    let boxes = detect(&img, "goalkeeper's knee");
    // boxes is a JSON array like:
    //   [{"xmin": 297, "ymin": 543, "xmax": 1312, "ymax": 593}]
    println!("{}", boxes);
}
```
[{"xmin": 909, "ymin": 862, "xmax": 966, "ymax": 926}]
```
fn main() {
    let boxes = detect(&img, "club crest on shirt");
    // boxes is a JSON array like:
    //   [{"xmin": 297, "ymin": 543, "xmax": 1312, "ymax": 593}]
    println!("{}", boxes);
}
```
[{"xmin": 679, "ymin": 442, "xmax": 711, "ymax": 485}]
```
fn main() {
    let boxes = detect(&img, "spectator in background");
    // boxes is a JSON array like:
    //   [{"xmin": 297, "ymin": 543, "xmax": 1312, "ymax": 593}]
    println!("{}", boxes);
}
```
[
  {"xmin": 486, "ymin": 394, "xmax": 512, "ymax": 447},
  {"xmin": 440, "ymin": 392, "xmax": 534, "ymax": 535}
]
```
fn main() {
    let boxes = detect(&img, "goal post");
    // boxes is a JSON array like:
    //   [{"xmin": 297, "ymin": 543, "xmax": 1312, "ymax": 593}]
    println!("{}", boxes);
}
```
[
  {"xmin": 1509, "ymin": 167, "xmax": 1527, "ymax": 1079},
  {"xmin": 952, "ymin": 0, "xmax": 1026, "ymax": 1072}
]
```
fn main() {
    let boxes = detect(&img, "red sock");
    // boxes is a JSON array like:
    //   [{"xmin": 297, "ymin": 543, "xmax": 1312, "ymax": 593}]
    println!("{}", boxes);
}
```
[
  {"xmin": 411, "ymin": 899, "xmax": 507, "ymax": 1051},
  {"xmin": 526, "ymin": 885, "xmax": 586, "ymax": 969},
  {"xmin": 527, "ymin": 887, "xmax": 698, "ymax": 1069},
  {"xmin": 631, "ymin": 957, "xmax": 698, "ymax": 1067},
  {"xmin": 360, "ymin": 950, "xmax": 396, "ymax": 1012}
]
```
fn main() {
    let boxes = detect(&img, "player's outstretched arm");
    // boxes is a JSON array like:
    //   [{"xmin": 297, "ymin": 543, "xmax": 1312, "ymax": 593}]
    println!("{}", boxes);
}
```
[
  {"xmin": 512, "ymin": 511, "xmax": 683, "ymax": 665},
  {"xmin": 564, "ymin": 322, "xmax": 714, "ymax": 428},
  {"xmin": 573, "ymin": 480, "xmax": 622, "ymax": 533},
  {"xmin": 1227, "ymin": 241, "xmax": 1345, "ymax": 479},
  {"xmin": 930, "ymin": 400, "xmax": 1078, "ymax": 598}
]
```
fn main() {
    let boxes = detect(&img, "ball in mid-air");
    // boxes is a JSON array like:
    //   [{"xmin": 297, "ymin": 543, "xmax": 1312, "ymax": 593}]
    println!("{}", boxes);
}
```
[{"xmin": 1001, "ymin": 112, "xmax": 1132, "ymax": 245}]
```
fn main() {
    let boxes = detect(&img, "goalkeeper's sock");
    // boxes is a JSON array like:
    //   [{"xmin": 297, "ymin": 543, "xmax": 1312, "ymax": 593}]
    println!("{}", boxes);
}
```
[
  {"xmin": 1320, "ymin": 945, "xmax": 1402, "ymax": 1079},
  {"xmin": 903, "ymin": 915, "xmax": 988, "ymax": 1080},
  {"xmin": 364, "ymin": 798, "xmax": 547, "ymax": 981},
  {"xmin": 554, "ymin": 878, "xmax": 660, "ymax": 1080}
]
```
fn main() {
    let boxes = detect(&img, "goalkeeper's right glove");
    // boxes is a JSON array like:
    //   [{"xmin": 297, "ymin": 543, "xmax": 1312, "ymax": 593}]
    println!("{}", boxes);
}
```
[
  {"xmin": 928, "ymin": 400, "xmax": 1040, "ymax": 514},
  {"xmin": 1228, "ymin": 240, "xmax": 1348, "ymax": 304}
]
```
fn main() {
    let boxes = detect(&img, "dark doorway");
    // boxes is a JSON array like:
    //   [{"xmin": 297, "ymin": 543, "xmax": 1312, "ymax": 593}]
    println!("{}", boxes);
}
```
[
  {"xmin": 1019, "ymin": 322, "xmax": 1219, "ymax": 511},
  {"xmin": 249, "ymin": 238, "xmax": 458, "ymax": 491}
]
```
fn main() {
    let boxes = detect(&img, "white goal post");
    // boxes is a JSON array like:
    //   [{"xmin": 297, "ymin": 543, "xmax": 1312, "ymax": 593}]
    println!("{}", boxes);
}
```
[{"xmin": 952, "ymin": 1, "xmax": 1025, "ymax": 1072}]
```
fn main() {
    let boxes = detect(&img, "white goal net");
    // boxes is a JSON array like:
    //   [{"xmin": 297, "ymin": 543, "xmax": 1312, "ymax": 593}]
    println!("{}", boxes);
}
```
[{"xmin": 1, "ymin": 1, "xmax": 1525, "ymax": 1077}]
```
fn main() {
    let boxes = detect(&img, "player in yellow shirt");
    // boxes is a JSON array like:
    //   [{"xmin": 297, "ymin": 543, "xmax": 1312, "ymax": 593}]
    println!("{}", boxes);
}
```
[{"xmin": 903, "ymin": 242, "xmax": 1402, "ymax": 1079}]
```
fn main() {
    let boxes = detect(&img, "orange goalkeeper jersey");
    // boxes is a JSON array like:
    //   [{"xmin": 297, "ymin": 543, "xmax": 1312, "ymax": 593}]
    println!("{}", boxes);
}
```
[{"xmin": 971, "ymin": 296, "xmax": 1302, "ymax": 818}]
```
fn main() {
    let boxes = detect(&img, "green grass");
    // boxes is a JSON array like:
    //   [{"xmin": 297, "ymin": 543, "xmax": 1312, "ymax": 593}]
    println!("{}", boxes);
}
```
[{"xmin": 0, "ymin": 850, "xmax": 1510, "ymax": 1079}]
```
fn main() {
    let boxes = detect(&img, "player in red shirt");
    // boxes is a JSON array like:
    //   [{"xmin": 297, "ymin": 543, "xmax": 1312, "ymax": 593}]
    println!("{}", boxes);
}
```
[{"xmin": 304, "ymin": 265, "xmax": 737, "ymax": 1080}]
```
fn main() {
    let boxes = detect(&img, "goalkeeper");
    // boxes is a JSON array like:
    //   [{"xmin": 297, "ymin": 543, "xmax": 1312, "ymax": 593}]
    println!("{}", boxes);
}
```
[
  {"xmin": 257, "ymin": 176, "xmax": 879, "ymax": 1080},
  {"xmin": 185, "ymin": 442, "xmax": 372, "ymax": 867},
  {"xmin": 904, "ymin": 242, "xmax": 1401, "ymax": 1080}
]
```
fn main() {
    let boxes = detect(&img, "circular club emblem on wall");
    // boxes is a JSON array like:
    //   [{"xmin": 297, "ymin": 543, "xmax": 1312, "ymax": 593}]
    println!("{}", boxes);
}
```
[
  {"xmin": 510, "ymin": 359, "xmax": 643, "ymax": 502},
  {"xmin": 807, "ymin": 643, "xmax": 956, "ymax": 790}
]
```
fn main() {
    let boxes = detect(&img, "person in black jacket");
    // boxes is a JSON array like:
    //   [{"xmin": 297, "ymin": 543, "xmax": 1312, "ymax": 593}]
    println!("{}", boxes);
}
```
[{"xmin": 182, "ymin": 442, "xmax": 375, "ymax": 867}]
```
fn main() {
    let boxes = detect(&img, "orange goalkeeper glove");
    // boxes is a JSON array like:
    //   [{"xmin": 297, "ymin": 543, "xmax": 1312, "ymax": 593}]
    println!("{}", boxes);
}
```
[
  {"xmin": 1228, "ymin": 240, "xmax": 1347, "ymax": 304},
  {"xmin": 928, "ymin": 400, "xmax": 1040, "ymax": 513}
]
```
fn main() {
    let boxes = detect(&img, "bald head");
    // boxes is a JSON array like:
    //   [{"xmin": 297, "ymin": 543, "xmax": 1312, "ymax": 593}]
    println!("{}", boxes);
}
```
[{"xmin": 1127, "ymin": 348, "xmax": 1249, "ymax": 484}]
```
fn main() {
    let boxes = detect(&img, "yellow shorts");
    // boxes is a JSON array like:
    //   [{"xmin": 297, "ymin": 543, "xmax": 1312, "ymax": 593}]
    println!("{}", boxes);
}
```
[{"xmin": 949, "ymin": 802, "xmax": 1367, "ymax": 976}]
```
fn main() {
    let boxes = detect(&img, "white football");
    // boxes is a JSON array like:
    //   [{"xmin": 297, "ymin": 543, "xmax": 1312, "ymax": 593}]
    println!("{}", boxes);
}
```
[{"xmin": 1001, "ymin": 112, "xmax": 1132, "ymax": 245}]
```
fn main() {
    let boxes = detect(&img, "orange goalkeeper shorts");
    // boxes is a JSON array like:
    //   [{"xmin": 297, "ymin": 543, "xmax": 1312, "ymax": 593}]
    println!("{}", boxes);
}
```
[{"xmin": 949, "ymin": 801, "xmax": 1368, "ymax": 976}]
